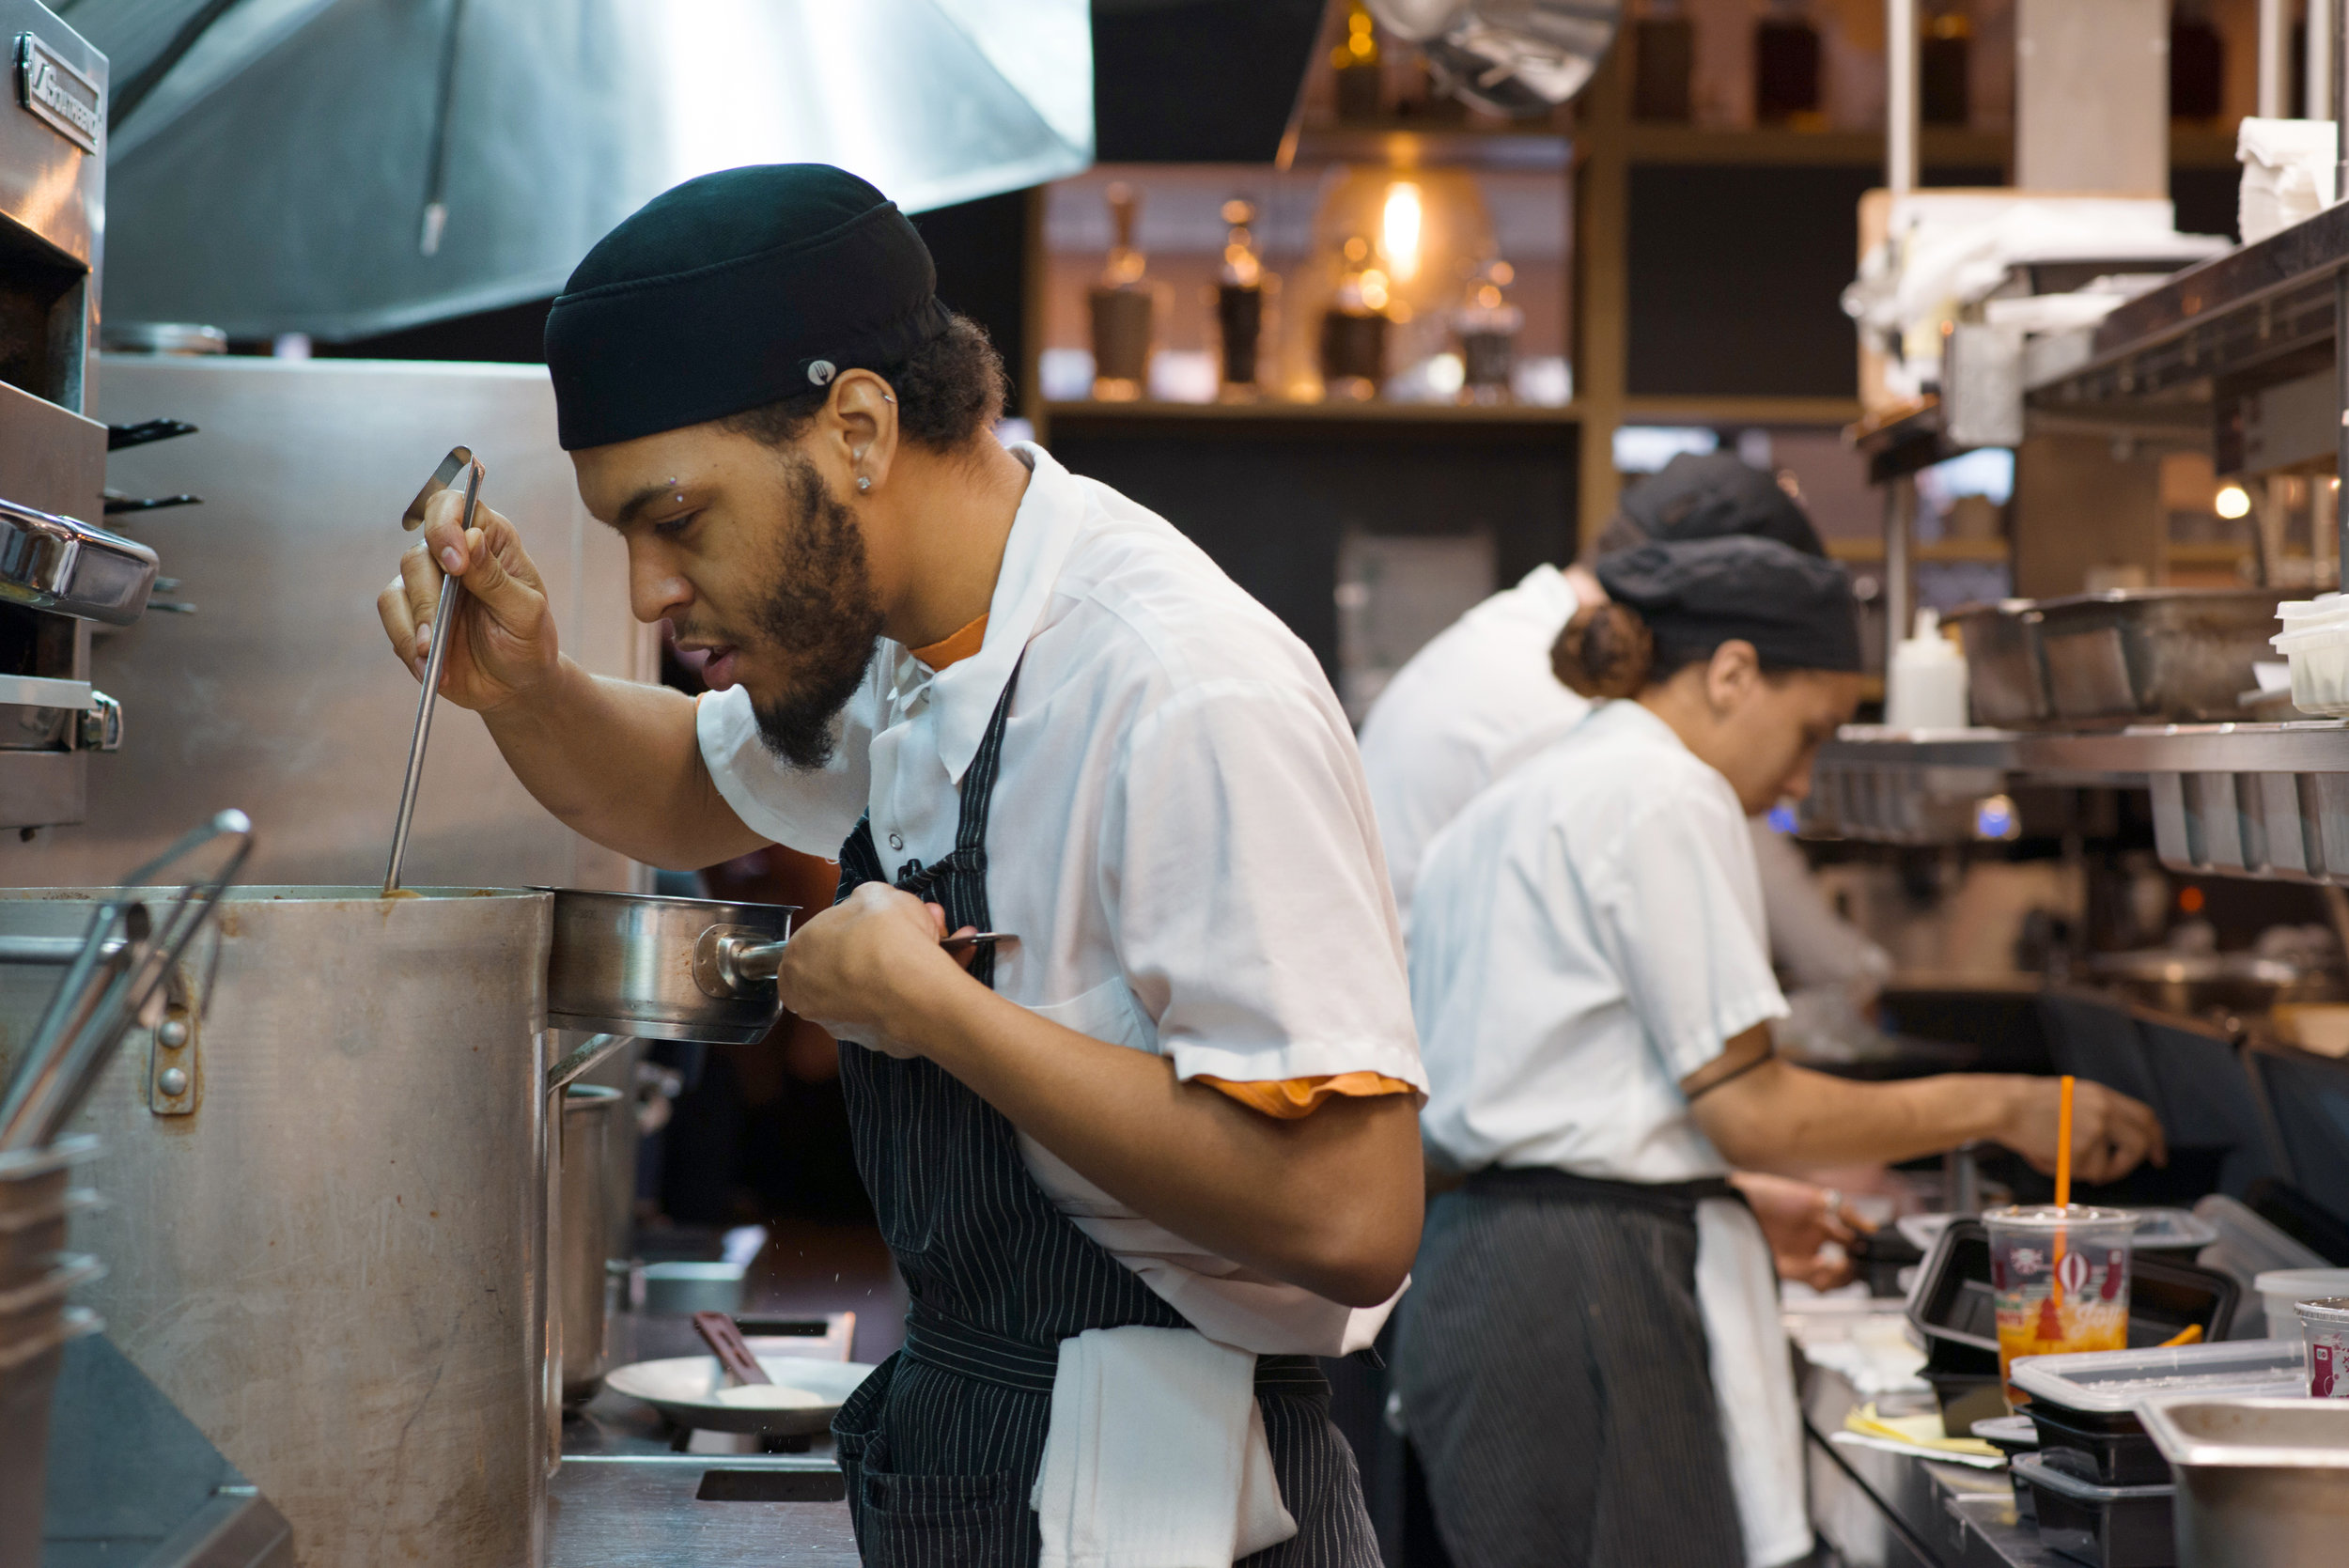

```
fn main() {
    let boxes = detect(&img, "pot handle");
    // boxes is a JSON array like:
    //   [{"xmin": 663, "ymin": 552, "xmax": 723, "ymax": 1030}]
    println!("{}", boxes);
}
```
[
  {"xmin": 546, "ymin": 1032, "xmax": 632, "ymax": 1094},
  {"xmin": 692, "ymin": 927, "xmax": 785, "ymax": 1000}
]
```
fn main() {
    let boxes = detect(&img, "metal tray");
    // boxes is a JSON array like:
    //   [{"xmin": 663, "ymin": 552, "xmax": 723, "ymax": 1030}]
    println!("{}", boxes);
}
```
[{"xmin": 2035, "ymin": 588, "xmax": 2282, "ymax": 724}]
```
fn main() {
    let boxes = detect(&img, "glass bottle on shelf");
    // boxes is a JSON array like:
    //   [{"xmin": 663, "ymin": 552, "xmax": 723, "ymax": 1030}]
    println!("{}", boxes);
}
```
[
  {"xmin": 1753, "ymin": 0, "xmax": 1822, "ymax": 127},
  {"xmin": 1455, "ymin": 261, "xmax": 1522, "ymax": 405},
  {"xmin": 1332, "ymin": 0, "xmax": 1384, "ymax": 123},
  {"xmin": 1632, "ymin": 0, "xmax": 1695, "ymax": 123},
  {"xmin": 1320, "ymin": 235, "xmax": 1391, "ymax": 401},
  {"xmin": 1215, "ymin": 198, "xmax": 1269, "ymax": 401},
  {"xmin": 1088, "ymin": 182, "xmax": 1153, "ymax": 402},
  {"xmin": 1921, "ymin": 3, "xmax": 1969, "ymax": 127}
]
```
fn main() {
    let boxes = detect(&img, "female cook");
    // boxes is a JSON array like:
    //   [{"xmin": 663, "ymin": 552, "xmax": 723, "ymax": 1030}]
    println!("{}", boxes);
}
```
[{"xmin": 1394, "ymin": 535, "xmax": 2166, "ymax": 1568}]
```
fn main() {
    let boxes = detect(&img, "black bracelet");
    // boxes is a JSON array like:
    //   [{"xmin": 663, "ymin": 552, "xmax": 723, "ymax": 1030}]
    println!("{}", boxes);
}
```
[{"xmin": 1685, "ymin": 1041, "xmax": 1777, "ymax": 1103}]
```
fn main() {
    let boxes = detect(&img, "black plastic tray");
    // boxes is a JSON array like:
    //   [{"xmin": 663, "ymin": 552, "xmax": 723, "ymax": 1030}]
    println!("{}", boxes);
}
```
[
  {"xmin": 1909, "ymin": 1220, "xmax": 2241, "ymax": 1355},
  {"xmin": 2025, "ymin": 1402, "xmax": 2169, "ymax": 1487},
  {"xmin": 2011, "ymin": 1452, "xmax": 2174, "ymax": 1568}
]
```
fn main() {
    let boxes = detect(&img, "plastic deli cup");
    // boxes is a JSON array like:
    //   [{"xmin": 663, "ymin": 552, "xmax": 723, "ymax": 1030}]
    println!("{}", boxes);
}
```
[
  {"xmin": 2295, "ymin": 1296, "xmax": 2349, "ymax": 1397},
  {"xmin": 1985, "ymin": 1204, "xmax": 2137, "ymax": 1405}
]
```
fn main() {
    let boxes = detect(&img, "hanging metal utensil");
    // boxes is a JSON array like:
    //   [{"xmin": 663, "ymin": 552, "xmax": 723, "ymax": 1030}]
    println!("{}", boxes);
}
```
[
  {"xmin": 383, "ymin": 447, "xmax": 484, "ymax": 893},
  {"xmin": 0, "ymin": 809, "xmax": 255, "ymax": 1150},
  {"xmin": 0, "ymin": 901, "xmax": 150, "ymax": 1148}
]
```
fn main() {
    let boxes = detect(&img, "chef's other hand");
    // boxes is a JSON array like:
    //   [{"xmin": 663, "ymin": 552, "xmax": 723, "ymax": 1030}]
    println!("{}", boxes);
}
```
[
  {"xmin": 1730, "ymin": 1171, "xmax": 1860, "ymax": 1291},
  {"xmin": 773, "ymin": 882, "xmax": 973, "ymax": 1058},
  {"xmin": 2002, "ymin": 1079, "xmax": 2167, "ymax": 1186},
  {"xmin": 376, "ymin": 488, "xmax": 557, "ymax": 711}
]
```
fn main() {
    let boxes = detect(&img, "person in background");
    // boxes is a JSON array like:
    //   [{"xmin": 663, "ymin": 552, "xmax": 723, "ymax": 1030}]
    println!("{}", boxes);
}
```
[
  {"xmin": 1355, "ymin": 452, "xmax": 1882, "ymax": 1274},
  {"xmin": 1395, "ymin": 536, "xmax": 2165, "ymax": 1568}
]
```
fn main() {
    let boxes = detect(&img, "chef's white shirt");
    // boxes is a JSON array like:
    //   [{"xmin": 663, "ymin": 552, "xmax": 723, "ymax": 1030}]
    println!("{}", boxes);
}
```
[
  {"xmin": 697, "ymin": 442, "xmax": 1425, "ymax": 1354},
  {"xmin": 1409, "ymin": 699, "xmax": 1788, "ymax": 1183},
  {"xmin": 1354, "ymin": 565, "xmax": 1588, "ymax": 933}
]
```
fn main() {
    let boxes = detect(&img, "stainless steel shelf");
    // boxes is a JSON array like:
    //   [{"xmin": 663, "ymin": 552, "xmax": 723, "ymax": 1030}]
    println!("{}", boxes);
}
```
[
  {"xmin": 1821, "ymin": 721, "xmax": 2349, "ymax": 780},
  {"xmin": 2027, "ymin": 202, "xmax": 2349, "ymax": 418}
]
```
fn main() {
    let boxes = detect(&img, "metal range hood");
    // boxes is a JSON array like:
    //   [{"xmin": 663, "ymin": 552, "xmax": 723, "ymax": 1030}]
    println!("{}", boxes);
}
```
[{"xmin": 66, "ymin": 0, "xmax": 1091, "ymax": 341}]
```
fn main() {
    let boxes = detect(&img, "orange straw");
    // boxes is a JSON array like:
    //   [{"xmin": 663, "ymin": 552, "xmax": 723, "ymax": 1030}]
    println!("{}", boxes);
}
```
[
  {"xmin": 2054, "ymin": 1075, "xmax": 2076, "ymax": 1210},
  {"xmin": 2053, "ymin": 1075, "xmax": 2076, "ymax": 1274}
]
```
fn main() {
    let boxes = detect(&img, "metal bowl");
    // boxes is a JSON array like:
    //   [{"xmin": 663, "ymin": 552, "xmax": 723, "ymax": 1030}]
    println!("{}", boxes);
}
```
[{"xmin": 542, "ymin": 889, "xmax": 796, "ymax": 1045}]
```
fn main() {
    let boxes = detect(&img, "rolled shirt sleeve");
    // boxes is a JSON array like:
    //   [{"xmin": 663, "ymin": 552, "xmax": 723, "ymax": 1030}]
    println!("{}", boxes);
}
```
[
  {"xmin": 1104, "ymin": 678, "xmax": 1427, "ymax": 1094},
  {"xmin": 696, "ymin": 680, "xmax": 876, "ymax": 857}
]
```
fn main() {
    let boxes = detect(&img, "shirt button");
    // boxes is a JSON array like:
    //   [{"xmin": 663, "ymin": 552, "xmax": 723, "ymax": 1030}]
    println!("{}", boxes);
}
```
[{"xmin": 887, "ymin": 831, "xmax": 904, "ymax": 850}]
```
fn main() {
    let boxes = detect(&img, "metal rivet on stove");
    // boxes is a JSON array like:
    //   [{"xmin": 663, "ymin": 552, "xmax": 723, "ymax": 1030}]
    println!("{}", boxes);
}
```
[
  {"xmin": 158, "ymin": 1017, "xmax": 190, "ymax": 1048},
  {"xmin": 158, "ymin": 1067, "xmax": 189, "ymax": 1096}
]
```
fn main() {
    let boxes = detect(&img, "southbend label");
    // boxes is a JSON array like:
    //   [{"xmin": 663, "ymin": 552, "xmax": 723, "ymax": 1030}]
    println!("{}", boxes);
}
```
[{"xmin": 15, "ymin": 33, "xmax": 101, "ymax": 156}]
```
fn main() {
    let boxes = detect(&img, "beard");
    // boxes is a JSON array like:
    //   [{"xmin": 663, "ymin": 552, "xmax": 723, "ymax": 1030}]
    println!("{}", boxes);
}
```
[{"xmin": 737, "ymin": 455, "xmax": 884, "ymax": 770}]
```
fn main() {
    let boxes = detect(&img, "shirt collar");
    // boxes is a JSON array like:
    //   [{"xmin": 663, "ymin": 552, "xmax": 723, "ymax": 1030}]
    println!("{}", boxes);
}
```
[{"xmin": 919, "ymin": 442, "xmax": 1085, "ymax": 784}]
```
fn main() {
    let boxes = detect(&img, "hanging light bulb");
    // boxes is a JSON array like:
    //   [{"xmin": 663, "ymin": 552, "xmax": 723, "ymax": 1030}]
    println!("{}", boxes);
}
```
[
  {"xmin": 2214, "ymin": 484, "xmax": 2251, "ymax": 520},
  {"xmin": 1382, "ymin": 182, "xmax": 1423, "ymax": 283}
]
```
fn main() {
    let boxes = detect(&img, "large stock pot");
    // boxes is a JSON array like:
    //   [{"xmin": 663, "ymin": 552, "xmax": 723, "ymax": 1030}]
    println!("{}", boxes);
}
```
[{"xmin": 0, "ymin": 886, "xmax": 553, "ymax": 1568}]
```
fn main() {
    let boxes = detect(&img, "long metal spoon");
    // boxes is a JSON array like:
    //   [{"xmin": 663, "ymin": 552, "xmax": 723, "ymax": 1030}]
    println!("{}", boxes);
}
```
[{"xmin": 384, "ymin": 450, "xmax": 485, "ymax": 893}]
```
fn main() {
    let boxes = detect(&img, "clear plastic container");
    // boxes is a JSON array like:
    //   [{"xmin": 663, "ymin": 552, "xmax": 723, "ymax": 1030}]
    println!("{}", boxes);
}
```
[
  {"xmin": 2270, "ymin": 595, "xmax": 2349, "ymax": 716},
  {"xmin": 2294, "ymin": 1296, "xmax": 2349, "ymax": 1397},
  {"xmin": 2254, "ymin": 1267, "xmax": 2349, "ymax": 1339},
  {"xmin": 2010, "ymin": 1338, "xmax": 2310, "ymax": 1412}
]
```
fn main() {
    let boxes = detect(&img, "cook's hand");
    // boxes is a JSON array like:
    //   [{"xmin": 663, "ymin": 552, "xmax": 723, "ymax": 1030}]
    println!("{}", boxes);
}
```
[
  {"xmin": 2000, "ymin": 1079, "xmax": 2168, "ymax": 1186},
  {"xmin": 1730, "ymin": 1171, "xmax": 1863, "ymax": 1291},
  {"xmin": 376, "ymin": 487, "xmax": 558, "ymax": 711},
  {"xmin": 772, "ymin": 882, "xmax": 978, "ymax": 1058}
]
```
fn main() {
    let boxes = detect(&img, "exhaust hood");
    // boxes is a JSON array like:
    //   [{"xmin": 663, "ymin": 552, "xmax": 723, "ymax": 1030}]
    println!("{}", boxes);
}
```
[{"xmin": 62, "ymin": 0, "xmax": 1092, "ymax": 340}]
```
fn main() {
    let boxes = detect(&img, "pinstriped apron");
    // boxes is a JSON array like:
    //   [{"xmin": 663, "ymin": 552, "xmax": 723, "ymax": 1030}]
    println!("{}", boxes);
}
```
[{"xmin": 828, "ymin": 663, "xmax": 1379, "ymax": 1568}]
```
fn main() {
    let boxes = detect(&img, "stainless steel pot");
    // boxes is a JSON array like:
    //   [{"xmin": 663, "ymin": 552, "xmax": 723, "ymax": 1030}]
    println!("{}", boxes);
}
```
[
  {"xmin": 556, "ymin": 1084, "xmax": 620, "ymax": 1407},
  {"xmin": 2036, "ymin": 587, "xmax": 2282, "ymax": 723},
  {"xmin": 0, "ymin": 886, "xmax": 552, "ymax": 1568},
  {"xmin": 543, "ymin": 889, "xmax": 796, "ymax": 1045}
]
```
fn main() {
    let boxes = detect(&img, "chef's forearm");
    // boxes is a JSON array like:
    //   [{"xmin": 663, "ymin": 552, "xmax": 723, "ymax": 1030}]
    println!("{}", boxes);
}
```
[
  {"xmin": 1695, "ymin": 1059, "xmax": 2026, "ymax": 1172},
  {"xmin": 892, "ymin": 973, "xmax": 1424, "ymax": 1308},
  {"xmin": 479, "ymin": 657, "xmax": 766, "ymax": 869}
]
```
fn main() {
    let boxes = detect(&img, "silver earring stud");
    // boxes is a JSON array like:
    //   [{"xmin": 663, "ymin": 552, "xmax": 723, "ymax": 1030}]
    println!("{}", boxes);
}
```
[
  {"xmin": 884, "ymin": 395, "xmax": 895, "ymax": 404},
  {"xmin": 856, "ymin": 475, "xmax": 871, "ymax": 492}
]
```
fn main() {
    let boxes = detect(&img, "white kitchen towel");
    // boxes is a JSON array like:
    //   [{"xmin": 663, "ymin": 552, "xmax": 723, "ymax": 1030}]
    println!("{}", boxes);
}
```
[
  {"xmin": 1695, "ymin": 1197, "xmax": 1813, "ymax": 1568},
  {"xmin": 1030, "ymin": 1325, "xmax": 1298, "ymax": 1568}
]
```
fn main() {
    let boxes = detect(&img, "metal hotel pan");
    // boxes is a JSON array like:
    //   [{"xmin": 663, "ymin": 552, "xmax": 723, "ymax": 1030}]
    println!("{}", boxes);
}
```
[
  {"xmin": 1945, "ymin": 599, "xmax": 2052, "ymax": 726},
  {"xmin": 2034, "ymin": 587, "xmax": 2282, "ymax": 724}
]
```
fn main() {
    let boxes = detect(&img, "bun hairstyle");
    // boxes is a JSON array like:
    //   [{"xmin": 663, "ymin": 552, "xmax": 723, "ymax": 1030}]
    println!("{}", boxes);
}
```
[{"xmin": 1552, "ymin": 601, "xmax": 1656, "ymax": 699}]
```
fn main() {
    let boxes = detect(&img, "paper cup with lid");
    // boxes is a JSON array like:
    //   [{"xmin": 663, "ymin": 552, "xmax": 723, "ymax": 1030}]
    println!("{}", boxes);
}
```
[
  {"xmin": 1985, "ymin": 1204, "xmax": 2137, "ymax": 1405},
  {"xmin": 2295, "ymin": 1296, "xmax": 2349, "ymax": 1397}
]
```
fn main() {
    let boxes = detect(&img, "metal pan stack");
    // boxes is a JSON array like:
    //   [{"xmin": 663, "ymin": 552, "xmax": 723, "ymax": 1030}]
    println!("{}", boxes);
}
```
[{"xmin": 0, "ymin": 1135, "xmax": 101, "ymax": 1568}]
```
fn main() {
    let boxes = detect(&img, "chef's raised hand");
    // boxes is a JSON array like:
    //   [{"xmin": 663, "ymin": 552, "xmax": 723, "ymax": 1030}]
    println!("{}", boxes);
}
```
[
  {"xmin": 376, "ymin": 487, "xmax": 558, "ymax": 711},
  {"xmin": 2004, "ymin": 1077, "xmax": 2168, "ymax": 1187},
  {"xmin": 772, "ymin": 882, "xmax": 979, "ymax": 1058}
]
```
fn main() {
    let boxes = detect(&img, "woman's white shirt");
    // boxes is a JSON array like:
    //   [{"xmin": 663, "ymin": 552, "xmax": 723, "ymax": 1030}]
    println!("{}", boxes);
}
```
[
  {"xmin": 693, "ymin": 443, "xmax": 1423, "ymax": 1355},
  {"xmin": 1410, "ymin": 698, "xmax": 1787, "ymax": 1183}
]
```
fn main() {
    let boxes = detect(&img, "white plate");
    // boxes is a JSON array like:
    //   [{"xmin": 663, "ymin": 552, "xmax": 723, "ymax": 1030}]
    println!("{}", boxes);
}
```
[{"xmin": 602, "ymin": 1356, "xmax": 879, "ymax": 1435}]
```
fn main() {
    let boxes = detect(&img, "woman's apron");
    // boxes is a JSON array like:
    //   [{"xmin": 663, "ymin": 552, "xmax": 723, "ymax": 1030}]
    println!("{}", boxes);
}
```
[
  {"xmin": 827, "ymin": 667, "xmax": 1377, "ymax": 1568},
  {"xmin": 1396, "ymin": 1168, "xmax": 1808, "ymax": 1568}
]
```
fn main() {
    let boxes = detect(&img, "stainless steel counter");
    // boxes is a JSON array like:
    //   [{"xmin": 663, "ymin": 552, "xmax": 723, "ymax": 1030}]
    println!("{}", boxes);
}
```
[{"xmin": 550, "ymin": 1458, "xmax": 856, "ymax": 1568}]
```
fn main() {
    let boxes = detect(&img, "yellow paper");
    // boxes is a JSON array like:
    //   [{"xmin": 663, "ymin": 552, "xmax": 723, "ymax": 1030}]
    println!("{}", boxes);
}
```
[{"xmin": 1843, "ymin": 1403, "xmax": 2001, "ymax": 1458}]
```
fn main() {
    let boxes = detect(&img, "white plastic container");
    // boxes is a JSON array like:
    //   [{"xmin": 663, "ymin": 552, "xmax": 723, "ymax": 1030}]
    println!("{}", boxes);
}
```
[
  {"xmin": 2010, "ymin": 1338, "xmax": 2310, "ymax": 1412},
  {"xmin": 2269, "ymin": 596, "xmax": 2349, "ymax": 715},
  {"xmin": 2256, "ymin": 1268, "xmax": 2349, "ymax": 1340},
  {"xmin": 1886, "ymin": 609, "xmax": 1971, "ymax": 730}
]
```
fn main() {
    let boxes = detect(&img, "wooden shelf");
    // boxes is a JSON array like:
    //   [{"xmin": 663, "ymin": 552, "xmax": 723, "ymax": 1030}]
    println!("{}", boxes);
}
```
[
  {"xmin": 1618, "ymin": 124, "xmax": 2239, "ymax": 171},
  {"xmin": 1040, "ymin": 398, "xmax": 1581, "ymax": 429},
  {"xmin": 1825, "ymin": 537, "xmax": 2011, "ymax": 564},
  {"xmin": 1620, "ymin": 395, "xmax": 1862, "ymax": 427}
]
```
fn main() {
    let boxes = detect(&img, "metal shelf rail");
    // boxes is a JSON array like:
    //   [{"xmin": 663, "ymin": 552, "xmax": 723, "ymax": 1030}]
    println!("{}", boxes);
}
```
[{"xmin": 1812, "ymin": 722, "xmax": 2349, "ymax": 883}]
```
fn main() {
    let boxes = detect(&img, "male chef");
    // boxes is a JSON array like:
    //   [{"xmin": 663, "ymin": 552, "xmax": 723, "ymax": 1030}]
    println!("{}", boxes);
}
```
[{"xmin": 377, "ymin": 164, "xmax": 1423, "ymax": 1567}]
